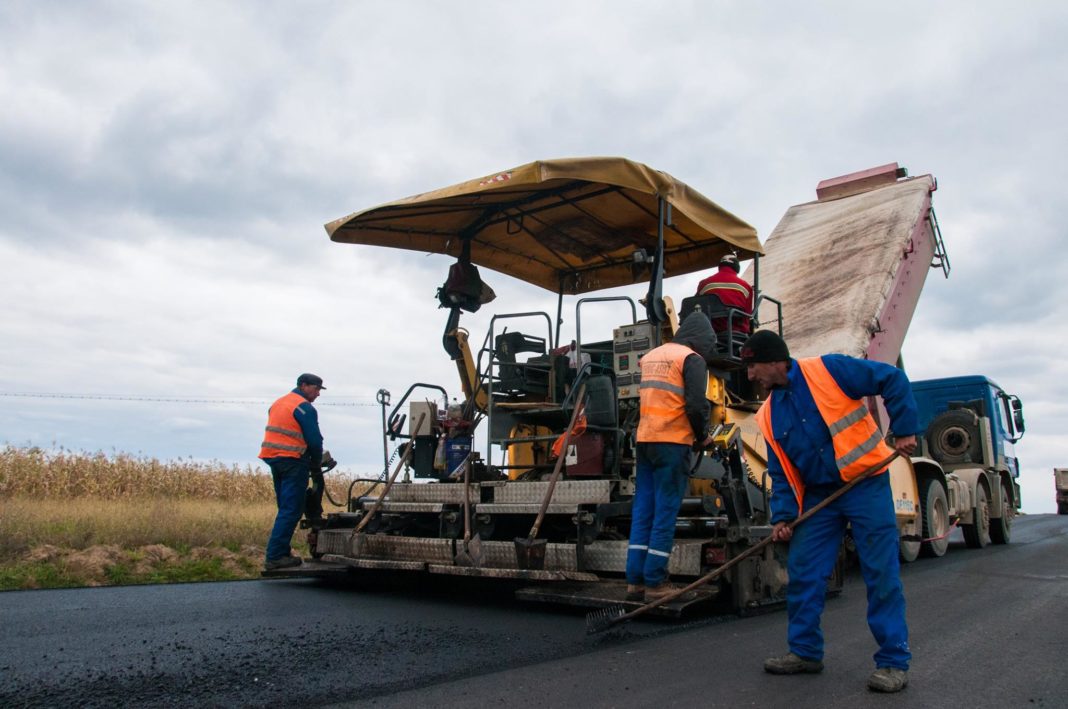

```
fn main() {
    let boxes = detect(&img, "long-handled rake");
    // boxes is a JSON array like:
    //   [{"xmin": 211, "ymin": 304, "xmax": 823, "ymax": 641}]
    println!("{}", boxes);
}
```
[
  {"xmin": 454, "ymin": 453, "xmax": 483, "ymax": 567},
  {"xmin": 586, "ymin": 451, "xmax": 900, "ymax": 634},
  {"xmin": 350, "ymin": 412, "xmax": 427, "ymax": 557},
  {"xmin": 514, "ymin": 383, "xmax": 587, "ymax": 570}
]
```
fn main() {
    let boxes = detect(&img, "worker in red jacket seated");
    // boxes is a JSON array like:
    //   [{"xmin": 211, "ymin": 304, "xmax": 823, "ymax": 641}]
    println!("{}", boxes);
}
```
[{"xmin": 695, "ymin": 253, "xmax": 754, "ymax": 334}]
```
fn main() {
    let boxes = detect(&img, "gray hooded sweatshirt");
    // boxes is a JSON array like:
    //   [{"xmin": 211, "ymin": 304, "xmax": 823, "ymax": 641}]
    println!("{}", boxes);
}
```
[{"xmin": 671, "ymin": 312, "xmax": 717, "ymax": 442}]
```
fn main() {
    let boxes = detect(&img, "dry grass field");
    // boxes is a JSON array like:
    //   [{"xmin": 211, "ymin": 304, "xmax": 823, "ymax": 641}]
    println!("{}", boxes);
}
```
[{"xmin": 0, "ymin": 445, "xmax": 372, "ymax": 590}]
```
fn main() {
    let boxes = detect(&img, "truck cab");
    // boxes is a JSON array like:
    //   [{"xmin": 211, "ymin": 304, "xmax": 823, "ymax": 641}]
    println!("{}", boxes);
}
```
[
  {"xmin": 911, "ymin": 375, "xmax": 1025, "ymax": 477},
  {"xmin": 903, "ymin": 375, "xmax": 1025, "ymax": 555}
]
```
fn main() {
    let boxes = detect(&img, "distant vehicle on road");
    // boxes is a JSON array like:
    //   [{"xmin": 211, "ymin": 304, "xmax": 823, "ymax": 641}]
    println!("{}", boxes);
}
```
[{"xmin": 1056, "ymin": 468, "xmax": 1068, "ymax": 514}]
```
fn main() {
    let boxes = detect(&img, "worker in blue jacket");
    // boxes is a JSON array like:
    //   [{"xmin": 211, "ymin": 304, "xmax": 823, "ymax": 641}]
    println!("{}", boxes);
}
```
[
  {"xmin": 743, "ymin": 330, "xmax": 919, "ymax": 694},
  {"xmin": 259, "ymin": 373, "xmax": 326, "ymax": 570}
]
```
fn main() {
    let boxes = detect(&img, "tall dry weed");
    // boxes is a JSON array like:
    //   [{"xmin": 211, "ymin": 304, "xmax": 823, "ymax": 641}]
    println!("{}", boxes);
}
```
[
  {"xmin": 0, "ymin": 445, "xmax": 371, "ymax": 503},
  {"xmin": 0, "ymin": 445, "xmax": 384, "ymax": 588},
  {"xmin": 0, "ymin": 498, "xmax": 277, "ymax": 557}
]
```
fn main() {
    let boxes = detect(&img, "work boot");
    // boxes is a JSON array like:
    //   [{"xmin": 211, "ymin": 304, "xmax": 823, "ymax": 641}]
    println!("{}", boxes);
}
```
[
  {"xmin": 264, "ymin": 555, "xmax": 303, "ymax": 571},
  {"xmin": 625, "ymin": 584, "xmax": 645, "ymax": 602},
  {"xmin": 763, "ymin": 652, "xmax": 824, "ymax": 675},
  {"xmin": 867, "ymin": 667, "xmax": 908, "ymax": 693},
  {"xmin": 644, "ymin": 583, "xmax": 697, "ymax": 604}
]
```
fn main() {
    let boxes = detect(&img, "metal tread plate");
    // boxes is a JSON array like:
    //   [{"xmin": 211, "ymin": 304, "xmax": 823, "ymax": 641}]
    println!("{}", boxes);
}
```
[
  {"xmin": 584, "ymin": 538, "xmax": 707, "ymax": 575},
  {"xmin": 492, "ymin": 479, "xmax": 612, "ymax": 504},
  {"xmin": 315, "ymin": 534, "xmax": 713, "ymax": 573},
  {"xmin": 477, "ymin": 540, "xmax": 578, "ymax": 570},
  {"xmin": 474, "ymin": 503, "xmax": 579, "ymax": 514},
  {"xmin": 316, "ymin": 531, "xmax": 456, "ymax": 562},
  {"xmin": 260, "ymin": 559, "xmax": 351, "ymax": 578},
  {"xmin": 315, "ymin": 529, "xmax": 350, "ymax": 556},
  {"xmin": 380, "ymin": 483, "xmax": 476, "ymax": 504},
  {"xmin": 514, "ymin": 579, "xmax": 718, "ymax": 617},
  {"xmin": 427, "ymin": 565, "xmax": 600, "ymax": 581},
  {"xmin": 359, "ymin": 501, "xmax": 446, "ymax": 513},
  {"xmin": 321, "ymin": 554, "xmax": 426, "ymax": 571}
]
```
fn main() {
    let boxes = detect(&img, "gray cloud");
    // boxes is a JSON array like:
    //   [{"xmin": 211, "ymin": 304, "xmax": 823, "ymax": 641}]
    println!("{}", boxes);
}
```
[{"xmin": 1, "ymin": 1, "xmax": 1065, "ymax": 511}]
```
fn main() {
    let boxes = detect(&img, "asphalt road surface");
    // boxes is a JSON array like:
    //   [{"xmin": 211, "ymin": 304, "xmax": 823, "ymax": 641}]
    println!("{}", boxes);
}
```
[{"xmin": 2, "ymin": 515, "xmax": 1066, "ymax": 708}]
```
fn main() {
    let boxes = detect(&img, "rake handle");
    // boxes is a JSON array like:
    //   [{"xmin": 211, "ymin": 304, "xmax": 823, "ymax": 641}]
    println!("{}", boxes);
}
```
[
  {"xmin": 611, "ymin": 451, "xmax": 901, "ymax": 627},
  {"xmin": 352, "ymin": 412, "xmax": 427, "ymax": 536},
  {"xmin": 525, "ymin": 383, "xmax": 586, "ymax": 541},
  {"xmin": 462, "ymin": 453, "xmax": 473, "ymax": 545}
]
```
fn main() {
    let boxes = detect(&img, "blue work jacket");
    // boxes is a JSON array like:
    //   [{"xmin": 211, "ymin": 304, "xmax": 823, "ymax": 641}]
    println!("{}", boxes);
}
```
[{"xmin": 765, "ymin": 355, "xmax": 920, "ymax": 523}]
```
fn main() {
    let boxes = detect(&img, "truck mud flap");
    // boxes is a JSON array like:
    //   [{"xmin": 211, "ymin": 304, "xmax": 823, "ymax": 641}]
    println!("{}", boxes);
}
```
[{"xmin": 515, "ymin": 579, "xmax": 719, "ymax": 618}]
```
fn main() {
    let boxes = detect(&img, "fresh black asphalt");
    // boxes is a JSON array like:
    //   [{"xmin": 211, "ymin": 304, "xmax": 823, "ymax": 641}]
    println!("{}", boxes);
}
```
[{"xmin": 1, "ymin": 515, "xmax": 1066, "ymax": 708}]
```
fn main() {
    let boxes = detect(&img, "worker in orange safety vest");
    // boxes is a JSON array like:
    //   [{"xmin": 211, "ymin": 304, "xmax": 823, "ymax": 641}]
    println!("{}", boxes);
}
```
[
  {"xmin": 626, "ymin": 312, "xmax": 717, "ymax": 604},
  {"xmin": 259, "ymin": 373, "xmax": 326, "ymax": 570},
  {"xmin": 744, "ymin": 330, "xmax": 919, "ymax": 694}
]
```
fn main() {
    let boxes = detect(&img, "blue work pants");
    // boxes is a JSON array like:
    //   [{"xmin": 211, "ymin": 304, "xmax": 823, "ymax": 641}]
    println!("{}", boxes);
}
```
[
  {"xmin": 626, "ymin": 442, "xmax": 690, "ymax": 588},
  {"xmin": 265, "ymin": 457, "xmax": 311, "ymax": 561},
  {"xmin": 786, "ymin": 472, "xmax": 911, "ymax": 670}
]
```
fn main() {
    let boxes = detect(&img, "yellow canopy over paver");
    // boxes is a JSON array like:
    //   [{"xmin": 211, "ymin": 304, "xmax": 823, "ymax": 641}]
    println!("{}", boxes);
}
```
[{"xmin": 326, "ymin": 157, "xmax": 761, "ymax": 295}]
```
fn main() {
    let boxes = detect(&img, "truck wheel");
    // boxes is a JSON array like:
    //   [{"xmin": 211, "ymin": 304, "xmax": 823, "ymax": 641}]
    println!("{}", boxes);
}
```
[
  {"xmin": 899, "ymin": 513, "xmax": 920, "ymax": 563},
  {"xmin": 962, "ymin": 483, "xmax": 991, "ymax": 549},
  {"xmin": 926, "ymin": 409, "xmax": 982, "ymax": 465},
  {"xmin": 1058, "ymin": 501, "xmax": 1068, "ymax": 515},
  {"xmin": 901, "ymin": 521, "xmax": 918, "ymax": 559},
  {"xmin": 990, "ymin": 480, "xmax": 1014, "ymax": 545},
  {"xmin": 919, "ymin": 479, "xmax": 949, "ymax": 558}
]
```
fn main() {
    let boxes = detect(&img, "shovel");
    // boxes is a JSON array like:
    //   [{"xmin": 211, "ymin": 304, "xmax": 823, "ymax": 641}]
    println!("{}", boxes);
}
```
[
  {"xmin": 453, "ymin": 453, "xmax": 483, "ymax": 567},
  {"xmin": 586, "ymin": 451, "xmax": 901, "ymax": 634},
  {"xmin": 350, "ymin": 412, "xmax": 426, "ymax": 557},
  {"xmin": 514, "ymin": 383, "xmax": 587, "ymax": 571}
]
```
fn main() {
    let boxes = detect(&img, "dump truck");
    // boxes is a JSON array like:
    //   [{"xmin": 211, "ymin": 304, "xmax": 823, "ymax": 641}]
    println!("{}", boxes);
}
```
[
  {"xmin": 1056, "ymin": 468, "xmax": 1068, "ymax": 515},
  {"xmin": 904, "ymin": 375, "xmax": 1025, "ymax": 553},
  {"xmin": 734, "ymin": 162, "xmax": 1026, "ymax": 563},
  {"xmin": 270, "ymin": 158, "xmax": 1025, "ymax": 615}
]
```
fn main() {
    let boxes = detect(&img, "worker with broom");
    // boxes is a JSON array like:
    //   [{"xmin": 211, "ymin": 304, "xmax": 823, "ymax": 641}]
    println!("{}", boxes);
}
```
[
  {"xmin": 626, "ymin": 312, "xmax": 717, "ymax": 603},
  {"xmin": 743, "ymin": 330, "xmax": 919, "ymax": 693}
]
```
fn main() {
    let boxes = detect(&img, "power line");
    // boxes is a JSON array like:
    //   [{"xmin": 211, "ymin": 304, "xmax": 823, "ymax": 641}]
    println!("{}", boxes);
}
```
[{"xmin": 0, "ymin": 392, "xmax": 379, "ymax": 407}]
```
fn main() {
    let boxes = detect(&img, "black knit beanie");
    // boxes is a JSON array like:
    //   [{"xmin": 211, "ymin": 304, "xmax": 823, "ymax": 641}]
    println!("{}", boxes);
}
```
[{"xmin": 740, "ymin": 330, "xmax": 790, "ymax": 364}]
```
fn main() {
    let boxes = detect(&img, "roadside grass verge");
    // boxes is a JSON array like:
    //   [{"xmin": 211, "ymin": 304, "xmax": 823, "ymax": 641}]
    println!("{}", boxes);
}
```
[
  {"xmin": 0, "ymin": 446, "xmax": 375, "ymax": 590},
  {"xmin": 0, "ymin": 498, "xmax": 293, "ymax": 590}
]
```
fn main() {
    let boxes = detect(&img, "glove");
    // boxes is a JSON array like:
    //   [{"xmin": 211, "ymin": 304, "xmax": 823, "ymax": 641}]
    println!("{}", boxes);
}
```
[{"xmin": 320, "ymin": 449, "xmax": 338, "ymax": 472}]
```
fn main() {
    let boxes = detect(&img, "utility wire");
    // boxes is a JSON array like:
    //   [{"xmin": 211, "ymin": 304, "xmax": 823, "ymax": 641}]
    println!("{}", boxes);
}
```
[{"xmin": 0, "ymin": 392, "xmax": 378, "ymax": 407}]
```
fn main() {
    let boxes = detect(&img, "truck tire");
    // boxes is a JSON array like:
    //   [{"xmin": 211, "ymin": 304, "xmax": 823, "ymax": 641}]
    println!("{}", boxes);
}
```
[
  {"xmin": 990, "ymin": 480, "xmax": 1014, "ymax": 545},
  {"xmin": 962, "ymin": 482, "xmax": 991, "ymax": 549},
  {"xmin": 926, "ymin": 409, "xmax": 983, "ymax": 465},
  {"xmin": 899, "ymin": 512, "xmax": 920, "ymax": 563},
  {"xmin": 919, "ymin": 479, "xmax": 949, "ymax": 558},
  {"xmin": 1058, "ymin": 501, "xmax": 1068, "ymax": 515}
]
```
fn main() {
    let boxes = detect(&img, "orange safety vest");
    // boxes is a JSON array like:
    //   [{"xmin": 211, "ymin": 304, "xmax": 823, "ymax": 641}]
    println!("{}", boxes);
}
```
[
  {"xmin": 259, "ymin": 391, "xmax": 309, "ymax": 459},
  {"xmin": 756, "ymin": 357, "xmax": 894, "ymax": 513},
  {"xmin": 636, "ymin": 342, "xmax": 698, "ymax": 445}
]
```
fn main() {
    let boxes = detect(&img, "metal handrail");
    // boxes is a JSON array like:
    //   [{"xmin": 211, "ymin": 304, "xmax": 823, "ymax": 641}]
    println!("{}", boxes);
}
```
[
  {"xmin": 385, "ymin": 383, "xmax": 449, "ymax": 441},
  {"xmin": 486, "ymin": 311, "xmax": 555, "ymax": 473},
  {"xmin": 754, "ymin": 294, "xmax": 784, "ymax": 335},
  {"xmin": 574, "ymin": 296, "xmax": 637, "ymax": 370}
]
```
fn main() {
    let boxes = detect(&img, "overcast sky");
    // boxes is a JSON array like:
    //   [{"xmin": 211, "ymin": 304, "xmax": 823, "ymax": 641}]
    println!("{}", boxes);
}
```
[{"xmin": 2, "ymin": 1, "xmax": 1065, "ymax": 512}]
